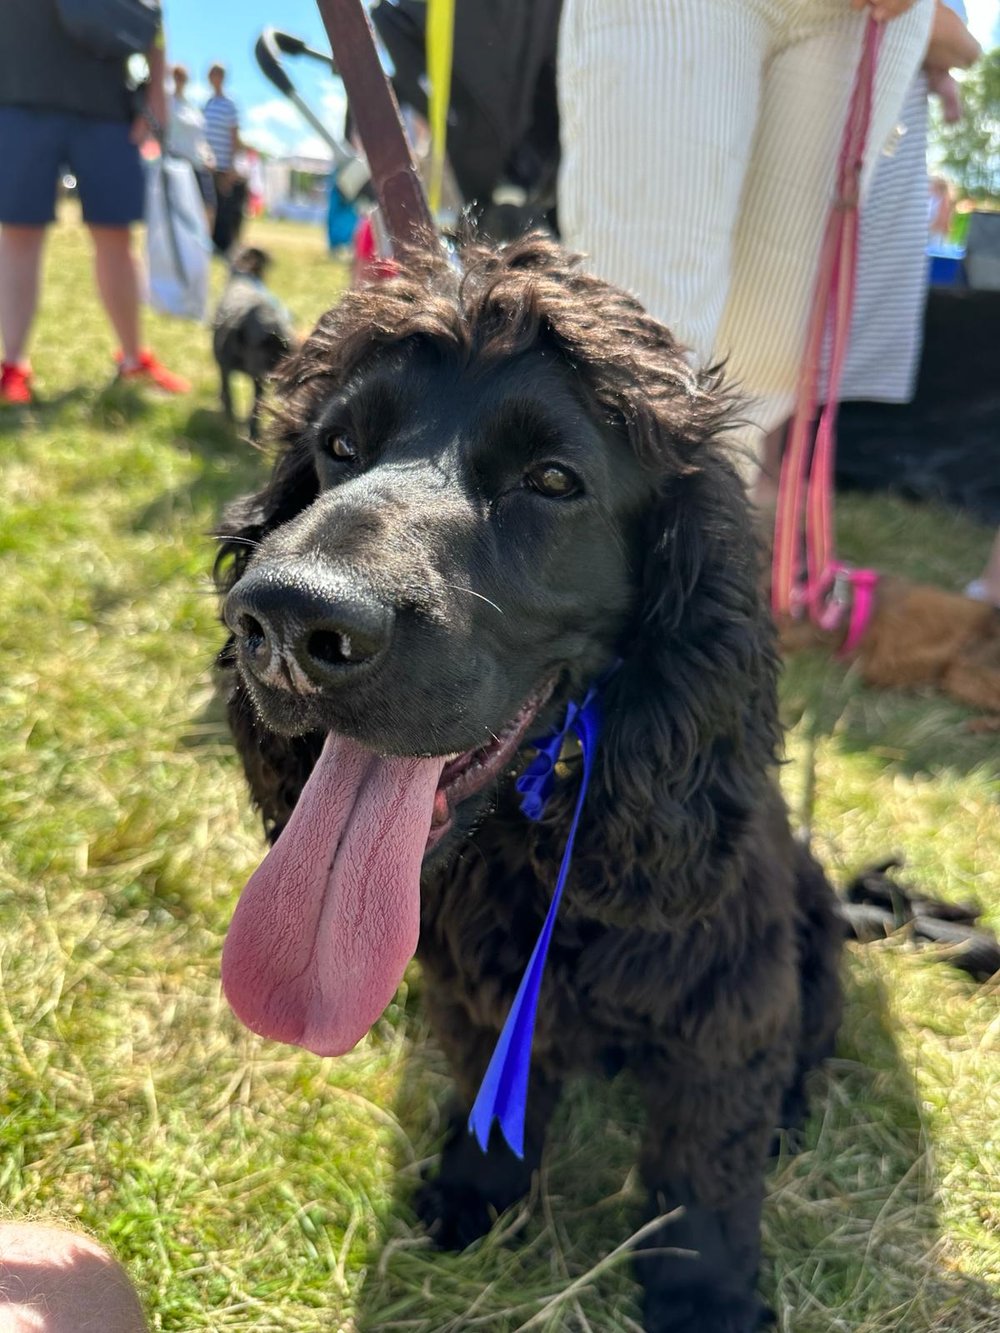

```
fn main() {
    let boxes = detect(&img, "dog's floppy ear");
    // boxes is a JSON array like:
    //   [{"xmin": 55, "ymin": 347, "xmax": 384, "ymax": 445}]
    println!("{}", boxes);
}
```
[
  {"xmin": 463, "ymin": 241, "xmax": 781, "ymax": 924},
  {"xmin": 585, "ymin": 449, "xmax": 782, "ymax": 926}
]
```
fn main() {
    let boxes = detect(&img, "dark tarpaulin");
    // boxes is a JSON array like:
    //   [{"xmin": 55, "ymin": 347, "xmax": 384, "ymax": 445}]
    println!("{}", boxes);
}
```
[
  {"xmin": 371, "ymin": 0, "xmax": 562, "ymax": 213},
  {"xmin": 837, "ymin": 288, "xmax": 1000, "ymax": 525}
]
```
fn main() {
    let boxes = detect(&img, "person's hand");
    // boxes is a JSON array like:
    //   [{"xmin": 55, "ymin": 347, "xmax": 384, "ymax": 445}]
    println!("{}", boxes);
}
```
[
  {"xmin": 129, "ymin": 113, "xmax": 150, "ymax": 146},
  {"xmin": 146, "ymin": 79, "xmax": 168, "ymax": 141},
  {"xmin": 926, "ymin": 67, "xmax": 963, "ymax": 122},
  {"xmin": 129, "ymin": 80, "xmax": 167, "ymax": 147},
  {"xmin": 851, "ymin": 0, "xmax": 919, "ymax": 20}
]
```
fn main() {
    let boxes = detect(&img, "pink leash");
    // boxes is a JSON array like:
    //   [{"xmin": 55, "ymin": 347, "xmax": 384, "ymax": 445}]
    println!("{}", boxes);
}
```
[{"xmin": 771, "ymin": 16, "xmax": 882, "ymax": 655}]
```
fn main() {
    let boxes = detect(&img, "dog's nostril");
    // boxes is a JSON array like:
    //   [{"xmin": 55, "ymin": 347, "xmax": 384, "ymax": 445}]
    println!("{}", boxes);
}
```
[
  {"xmin": 307, "ymin": 628, "xmax": 371, "ymax": 667},
  {"xmin": 239, "ymin": 613, "xmax": 268, "ymax": 658}
]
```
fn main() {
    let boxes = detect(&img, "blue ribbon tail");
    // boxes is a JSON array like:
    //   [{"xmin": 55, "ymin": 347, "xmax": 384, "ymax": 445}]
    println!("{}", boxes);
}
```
[
  {"xmin": 467, "ymin": 911, "xmax": 556, "ymax": 1158},
  {"xmin": 468, "ymin": 696, "xmax": 599, "ymax": 1158}
]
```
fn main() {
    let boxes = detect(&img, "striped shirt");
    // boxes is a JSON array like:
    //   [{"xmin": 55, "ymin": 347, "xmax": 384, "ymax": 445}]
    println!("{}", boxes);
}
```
[{"xmin": 204, "ymin": 93, "xmax": 238, "ymax": 170}]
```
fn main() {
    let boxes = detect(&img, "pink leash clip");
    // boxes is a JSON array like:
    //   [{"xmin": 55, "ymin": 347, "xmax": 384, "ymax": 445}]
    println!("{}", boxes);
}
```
[{"xmin": 835, "ymin": 564, "xmax": 879, "ymax": 657}]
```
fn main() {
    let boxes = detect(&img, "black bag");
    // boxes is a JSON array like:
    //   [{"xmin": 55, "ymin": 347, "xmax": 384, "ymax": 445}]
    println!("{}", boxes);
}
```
[
  {"xmin": 55, "ymin": 0, "xmax": 162, "ymax": 59},
  {"xmin": 371, "ymin": 0, "xmax": 562, "ymax": 229}
]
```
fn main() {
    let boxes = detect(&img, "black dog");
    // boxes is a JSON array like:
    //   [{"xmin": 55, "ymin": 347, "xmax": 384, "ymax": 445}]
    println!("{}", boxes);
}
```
[
  {"xmin": 215, "ymin": 235, "xmax": 844, "ymax": 1332},
  {"xmin": 212, "ymin": 246, "xmax": 295, "ymax": 441}
]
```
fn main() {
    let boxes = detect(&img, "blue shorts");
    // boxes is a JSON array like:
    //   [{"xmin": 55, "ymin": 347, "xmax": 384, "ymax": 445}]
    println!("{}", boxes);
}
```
[{"xmin": 0, "ymin": 106, "xmax": 144, "ymax": 227}]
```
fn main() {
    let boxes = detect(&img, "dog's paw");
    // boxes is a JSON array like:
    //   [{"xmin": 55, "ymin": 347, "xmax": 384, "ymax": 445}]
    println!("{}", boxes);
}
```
[
  {"xmin": 644, "ymin": 1286, "xmax": 774, "ymax": 1333},
  {"xmin": 413, "ymin": 1178, "xmax": 496, "ymax": 1251}
]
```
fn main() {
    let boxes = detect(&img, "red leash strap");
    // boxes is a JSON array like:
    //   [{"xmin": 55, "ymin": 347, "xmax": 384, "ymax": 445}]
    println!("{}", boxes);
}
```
[
  {"xmin": 314, "ymin": 0, "xmax": 436, "ymax": 253},
  {"xmin": 771, "ymin": 17, "xmax": 883, "ymax": 636}
]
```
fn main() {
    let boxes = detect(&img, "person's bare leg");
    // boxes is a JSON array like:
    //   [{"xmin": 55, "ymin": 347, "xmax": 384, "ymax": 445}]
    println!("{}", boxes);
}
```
[
  {"xmin": 89, "ymin": 225, "xmax": 141, "ymax": 365},
  {"xmin": 0, "ymin": 225, "xmax": 46, "ymax": 365},
  {"xmin": 0, "ymin": 1223, "xmax": 147, "ymax": 1333},
  {"xmin": 970, "ymin": 528, "xmax": 1000, "ymax": 606}
]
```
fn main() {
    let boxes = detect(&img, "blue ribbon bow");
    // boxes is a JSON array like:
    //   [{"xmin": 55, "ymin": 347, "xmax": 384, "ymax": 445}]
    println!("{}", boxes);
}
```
[{"xmin": 467, "ymin": 677, "xmax": 605, "ymax": 1158}]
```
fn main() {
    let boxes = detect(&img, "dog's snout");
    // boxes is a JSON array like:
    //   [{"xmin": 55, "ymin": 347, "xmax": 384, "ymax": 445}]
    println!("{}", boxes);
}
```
[{"xmin": 225, "ymin": 563, "xmax": 394, "ymax": 690}]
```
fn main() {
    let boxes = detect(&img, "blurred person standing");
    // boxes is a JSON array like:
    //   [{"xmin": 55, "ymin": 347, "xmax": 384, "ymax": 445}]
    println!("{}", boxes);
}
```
[
  {"xmin": 167, "ymin": 63, "xmax": 216, "ymax": 228},
  {"xmin": 928, "ymin": 173, "xmax": 956, "ymax": 238},
  {"xmin": 967, "ymin": 527, "xmax": 1000, "ymax": 607},
  {"xmin": 204, "ymin": 62, "xmax": 247, "ymax": 255},
  {"xmin": 0, "ymin": 0, "xmax": 190, "ymax": 405}
]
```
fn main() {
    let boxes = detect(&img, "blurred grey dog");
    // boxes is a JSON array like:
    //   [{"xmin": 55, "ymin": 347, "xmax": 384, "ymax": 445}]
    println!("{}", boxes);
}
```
[{"xmin": 212, "ymin": 247, "xmax": 296, "ymax": 440}]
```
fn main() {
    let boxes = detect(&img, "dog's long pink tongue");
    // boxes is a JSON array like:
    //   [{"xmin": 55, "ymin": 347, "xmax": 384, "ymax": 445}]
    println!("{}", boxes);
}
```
[{"xmin": 222, "ymin": 732, "xmax": 445, "ymax": 1056}]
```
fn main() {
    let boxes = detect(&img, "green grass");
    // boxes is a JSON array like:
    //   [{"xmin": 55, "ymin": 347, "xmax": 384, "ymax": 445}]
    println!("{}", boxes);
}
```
[{"xmin": 1, "ymin": 215, "xmax": 998, "ymax": 1332}]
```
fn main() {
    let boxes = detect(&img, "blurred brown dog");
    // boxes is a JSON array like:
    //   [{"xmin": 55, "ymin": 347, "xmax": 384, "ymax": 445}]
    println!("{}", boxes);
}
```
[{"xmin": 780, "ymin": 577, "xmax": 1000, "ymax": 715}]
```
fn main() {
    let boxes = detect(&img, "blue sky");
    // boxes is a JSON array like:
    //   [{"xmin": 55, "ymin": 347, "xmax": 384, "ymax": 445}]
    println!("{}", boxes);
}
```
[
  {"xmin": 164, "ymin": 1, "xmax": 350, "ymax": 160},
  {"xmin": 163, "ymin": 0, "xmax": 1000, "ymax": 162},
  {"xmin": 964, "ymin": 0, "xmax": 1000, "ymax": 45}
]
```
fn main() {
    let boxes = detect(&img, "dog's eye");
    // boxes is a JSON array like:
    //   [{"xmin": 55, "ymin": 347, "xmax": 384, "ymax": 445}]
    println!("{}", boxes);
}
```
[
  {"xmin": 326, "ymin": 432, "xmax": 357, "ymax": 461},
  {"xmin": 524, "ymin": 463, "xmax": 581, "ymax": 498}
]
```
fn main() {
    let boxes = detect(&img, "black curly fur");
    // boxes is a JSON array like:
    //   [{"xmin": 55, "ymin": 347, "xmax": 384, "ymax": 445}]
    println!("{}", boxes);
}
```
[{"xmin": 215, "ymin": 234, "xmax": 844, "ymax": 1332}]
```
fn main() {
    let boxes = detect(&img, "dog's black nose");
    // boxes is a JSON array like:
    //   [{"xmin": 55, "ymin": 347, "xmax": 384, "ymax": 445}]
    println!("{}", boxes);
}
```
[{"xmin": 224, "ymin": 562, "xmax": 394, "ymax": 690}]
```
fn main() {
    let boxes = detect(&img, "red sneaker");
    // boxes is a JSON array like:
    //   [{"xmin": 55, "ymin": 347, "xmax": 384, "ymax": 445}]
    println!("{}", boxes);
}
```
[
  {"xmin": 0, "ymin": 361, "xmax": 33, "ymax": 405},
  {"xmin": 116, "ymin": 349, "xmax": 190, "ymax": 395}
]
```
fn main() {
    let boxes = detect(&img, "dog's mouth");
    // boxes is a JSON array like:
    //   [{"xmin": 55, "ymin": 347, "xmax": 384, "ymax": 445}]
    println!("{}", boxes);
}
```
[
  {"xmin": 427, "ymin": 680, "xmax": 554, "ymax": 850},
  {"xmin": 221, "ymin": 680, "xmax": 554, "ymax": 1059}
]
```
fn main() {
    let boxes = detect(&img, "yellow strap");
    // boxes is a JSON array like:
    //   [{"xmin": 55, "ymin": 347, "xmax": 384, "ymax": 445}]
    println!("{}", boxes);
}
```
[{"xmin": 426, "ymin": 0, "xmax": 454, "ymax": 215}]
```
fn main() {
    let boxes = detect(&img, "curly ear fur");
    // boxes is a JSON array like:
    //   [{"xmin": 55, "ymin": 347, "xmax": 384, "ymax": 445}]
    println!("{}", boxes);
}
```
[{"xmin": 577, "ymin": 454, "xmax": 782, "ymax": 927}]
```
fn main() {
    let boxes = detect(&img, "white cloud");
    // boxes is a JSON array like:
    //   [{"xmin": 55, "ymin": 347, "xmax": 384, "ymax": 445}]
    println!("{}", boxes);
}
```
[
  {"xmin": 237, "ymin": 77, "xmax": 351, "ymax": 162},
  {"xmin": 291, "ymin": 134, "xmax": 334, "ymax": 163},
  {"xmin": 240, "ymin": 123, "xmax": 335, "ymax": 163},
  {"xmin": 237, "ymin": 69, "xmax": 352, "ymax": 160},
  {"xmin": 246, "ymin": 97, "xmax": 303, "ymax": 130},
  {"xmin": 241, "ymin": 125, "xmax": 287, "ymax": 157},
  {"xmin": 241, "ymin": 97, "xmax": 313, "ymax": 157},
  {"xmin": 320, "ymin": 86, "xmax": 348, "ymax": 125},
  {"xmin": 965, "ymin": 0, "xmax": 999, "ymax": 46}
]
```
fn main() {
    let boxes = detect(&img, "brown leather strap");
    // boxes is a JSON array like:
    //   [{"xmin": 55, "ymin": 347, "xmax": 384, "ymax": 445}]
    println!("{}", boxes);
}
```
[{"xmin": 314, "ymin": 0, "xmax": 436, "ymax": 252}]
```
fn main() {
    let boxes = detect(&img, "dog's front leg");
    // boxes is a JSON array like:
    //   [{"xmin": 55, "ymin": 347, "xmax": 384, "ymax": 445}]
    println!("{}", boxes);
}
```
[
  {"xmin": 219, "ymin": 368, "xmax": 234, "ymax": 423},
  {"xmin": 635, "ymin": 1057, "xmax": 790, "ymax": 1333},
  {"xmin": 248, "ymin": 380, "xmax": 263, "ymax": 441},
  {"xmin": 414, "ymin": 1005, "xmax": 562, "ymax": 1249}
]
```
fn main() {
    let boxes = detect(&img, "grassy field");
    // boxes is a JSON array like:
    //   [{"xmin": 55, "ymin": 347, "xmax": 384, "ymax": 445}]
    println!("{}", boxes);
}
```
[{"xmin": 0, "ymin": 214, "xmax": 997, "ymax": 1332}]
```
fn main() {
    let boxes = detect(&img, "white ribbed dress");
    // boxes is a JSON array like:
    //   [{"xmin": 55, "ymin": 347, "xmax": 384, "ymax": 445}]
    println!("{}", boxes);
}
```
[{"xmin": 557, "ymin": 0, "xmax": 935, "ymax": 443}]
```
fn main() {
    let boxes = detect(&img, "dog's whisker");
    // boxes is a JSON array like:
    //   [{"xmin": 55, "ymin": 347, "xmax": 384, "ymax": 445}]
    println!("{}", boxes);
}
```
[
  {"xmin": 213, "ymin": 534, "xmax": 263, "ymax": 550},
  {"xmin": 445, "ymin": 583, "xmax": 505, "ymax": 616}
]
